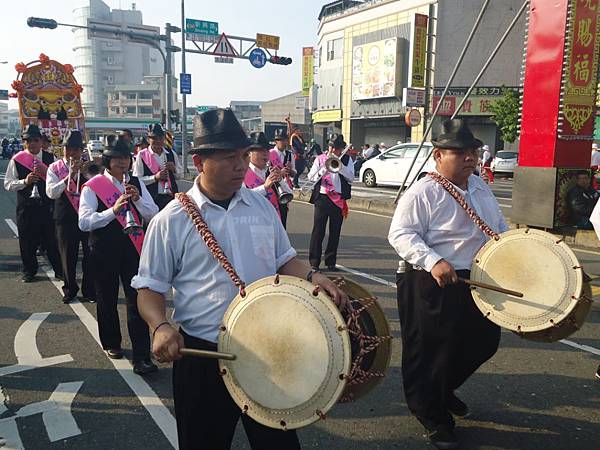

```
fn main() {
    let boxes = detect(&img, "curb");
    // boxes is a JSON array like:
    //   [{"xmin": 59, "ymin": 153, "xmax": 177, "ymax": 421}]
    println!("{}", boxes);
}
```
[{"xmin": 293, "ymin": 191, "xmax": 600, "ymax": 250}]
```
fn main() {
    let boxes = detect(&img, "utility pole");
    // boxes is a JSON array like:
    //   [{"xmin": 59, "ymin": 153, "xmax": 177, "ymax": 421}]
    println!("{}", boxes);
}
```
[{"xmin": 180, "ymin": 0, "xmax": 189, "ymax": 174}]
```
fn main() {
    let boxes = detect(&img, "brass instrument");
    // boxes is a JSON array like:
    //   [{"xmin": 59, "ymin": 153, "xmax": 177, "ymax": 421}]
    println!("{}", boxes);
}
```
[
  {"xmin": 267, "ymin": 162, "xmax": 293, "ymax": 205},
  {"xmin": 324, "ymin": 147, "xmax": 349, "ymax": 174},
  {"xmin": 160, "ymin": 152, "xmax": 172, "ymax": 194},
  {"xmin": 29, "ymin": 159, "xmax": 41, "ymax": 199},
  {"xmin": 122, "ymin": 173, "xmax": 142, "ymax": 235}
]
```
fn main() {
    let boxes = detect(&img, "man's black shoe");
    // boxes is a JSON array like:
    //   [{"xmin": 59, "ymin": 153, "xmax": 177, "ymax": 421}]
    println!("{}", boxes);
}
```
[
  {"xmin": 106, "ymin": 349, "xmax": 123, "ymax": 359},
  {"xmin": 62, "ymin": 295, "xmax": 75, "ymax": 304},
  {"xmin": 21, "ymin": 274, "xmax": 36, "ymax": 283},
  {"xmin": 133, "ymin": 359, "xmax": 158, "ymax": 375},
  {"xmin": 326, "ymin": 266, "xmax": 339, "ymax": 272},
  {"xmin": 311, "ymin": 266, "xmax": 320, "ymax": 272},
  {"xmin": 595, "ymin": 364, "xmax": 600, "ymax": 380},
  {"xmin": 447, "ymin": 393, "xmax": 470, "ymax": 418},
  {"xmin": 428, "ymin": 427, "xmax": 459, "ymax": 450},
  {"xmin": 79, "ymin": 296, "xmax": 96, "ymax": 304}
]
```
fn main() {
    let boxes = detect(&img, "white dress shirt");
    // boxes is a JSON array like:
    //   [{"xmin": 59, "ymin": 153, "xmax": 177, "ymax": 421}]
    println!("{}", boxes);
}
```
[
  {"xmin": 131, "ymin": 180, "xmax": 297, "ymax": 342},
  {"xmin": 307, "ymin": 154, "xmax": 354, "ymax": 194},
  {"xmin": 132, "ymin": 146, "xmax": 183, "ymax": 185},
  {"xmin": 591, "ymin": 150, "xmax": 600, "ymax": 167},
  {"xmin": 388, "ymin": 173, "xmax": 508, "ymax": 272},
  {"xmin": 78, "ymin": 171, "xmax": 159, "ymax": 231},
  {"xmin": 3, "ymin": 151, "xmax": 49, "ymax": 192},
  {"xmin": 46, "ymin": 158, "xmax": 76, "ymax": 199}
]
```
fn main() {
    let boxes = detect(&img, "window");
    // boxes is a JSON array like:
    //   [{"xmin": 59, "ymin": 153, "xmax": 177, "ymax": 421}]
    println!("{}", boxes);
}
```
[
  {"xmin": 384, "ymin": 148, "xmax": 405, "ymax": 158},
  {"xmin": 327, "ymin": 38, "xmax": 343, "ymax": 61},
  {"xmin": 107, "ymin": 56, "xmax": 113, "ymax": 65},
  {"xmin": 127, "ymin": 93, "xmax": 137, "ymax": 100},
  {"xmin": 139, "ymin": 107, "xmax": 153, "ymax": 114},
  {"xmin": 403, "ymin": 146, "xmax": 420, "ymax": 159}
]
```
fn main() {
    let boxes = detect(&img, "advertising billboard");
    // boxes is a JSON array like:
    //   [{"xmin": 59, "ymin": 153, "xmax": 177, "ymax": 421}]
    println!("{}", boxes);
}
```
[{"xmin": 352, "ymin": 38, "xmax": 401, "ymax": 101}]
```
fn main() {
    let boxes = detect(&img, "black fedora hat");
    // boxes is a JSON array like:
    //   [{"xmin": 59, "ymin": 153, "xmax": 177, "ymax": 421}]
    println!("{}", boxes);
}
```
[
  {"xmin": 249, "ymin": 131, "xmax": 270, "ymax": 150},
  {"xmin": 328, "ymin": 133, "xmax": 346, "ymax": 149},
  {"xmin": 22, "ymin": 124, "xmax": 43, "ymax": 140},
  {"xmin": 432, "ymin": 119, "xmax": 483, "ymax": 150},
  {"xmin": 63, "ymin": 130, "xmax": 85, "ymax": 149},
  {"xmin": 103, "ymin": 136, "xmax": 131, "ymax": 158},
  {"xmin": 191, "ymin": 108, "xmax": 252, "ymax": 152},
  {"xmin": 147, "ymin": 123, "xmax": 166, "ymax": 138},
  {"xmin": 274, "ymin": 128, "xmax": 288, "ymax": 141}
]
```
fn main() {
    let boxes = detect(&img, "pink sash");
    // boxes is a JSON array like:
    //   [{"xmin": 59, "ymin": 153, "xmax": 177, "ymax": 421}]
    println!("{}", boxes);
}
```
[
  {"xmin": 49, "ymin": 160, "xmax": 80, "ymax": 212},
  {"xmin": 269, "ymin": 149, "xmax": 294, "ymax": 189},
  {"xmin": 317, "ymin": 153, "xmax": 348, "ymax": 219},
  {"xmin": 139, "ymin": 148, "xmax": 172, "ymax": 192},
  {"xmin": 83, "ymin": 175, "xmax": 144, "ymax": 255},
  {"xmin": 13, "ymin": 151, "xmax": 48, "ymax": 180},
  {"xmin": 244, "ymin": 168, "xmax": 281, "ymax": 217}
]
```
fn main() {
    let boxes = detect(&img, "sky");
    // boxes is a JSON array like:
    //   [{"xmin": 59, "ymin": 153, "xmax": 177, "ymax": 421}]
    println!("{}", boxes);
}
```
[{"xmin": 0, "ymin": 0, "xmax": 326, "ymax": 110}]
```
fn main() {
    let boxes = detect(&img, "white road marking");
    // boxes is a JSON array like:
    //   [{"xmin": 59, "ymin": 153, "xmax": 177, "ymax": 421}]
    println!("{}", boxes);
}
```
[
  {"xmin": 572, "ymin": 247, "xmax": 600, "ymax": 256},
  {"xmin": 0, "ymin": 385, "xmax": 8, "ymax": 415},
  {"xmin": 0, "ymin": 312, "xmax": 74, "ymax": 377},
  {"xmin": 334, "ymin": 265, "xmax": 600, "ymax": 357},
  {"xmin": 5, "ymin": 219, "xmax": 18, "ymax": 236},
  {"xmin": 3, "ymin": 217, "xmax": 178, "ymax": 448},
  {"xmin": 0, "ymin": 381, "xmax": 83, "ymax": 447}
]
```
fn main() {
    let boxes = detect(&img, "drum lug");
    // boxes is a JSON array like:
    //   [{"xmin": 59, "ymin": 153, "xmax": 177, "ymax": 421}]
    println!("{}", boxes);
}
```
[
  {"xmin": 219, "ymin": 368, "xmax": 227, "ymax": 376},
  {"xmin": 337, "ymin": 325, "xmax": 347, "ymax": 332},
  {"xmin": 243, "ymin": 404, "xmax": 249, "ymax": 414},
  {"xmin": 516, "ymin": 325, "xmax": 525, "ymax": 337},
  {"xmin": 316, "ymin": 409, "xmax": 327, "ymax": 421},
  {"xmin": 279, "ymin": 420, "xmax": 288, "ymax": 431}
]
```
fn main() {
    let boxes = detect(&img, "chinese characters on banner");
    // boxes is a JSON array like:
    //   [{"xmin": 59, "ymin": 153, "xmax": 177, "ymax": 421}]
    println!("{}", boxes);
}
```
[
  {"xmin": 302, "ymin": 47, "xmax": 314, "ymax": 97},
  {"xmin": 431, "ymin": 87, "xmax": 519, "ymax": 116},
  {"xmin": 410, "ymin": 14, "xmax": 428, "ymax": 88},
  {"xmin": 560, "ymin": 0, "xmax": 600, "ymax": 136}
]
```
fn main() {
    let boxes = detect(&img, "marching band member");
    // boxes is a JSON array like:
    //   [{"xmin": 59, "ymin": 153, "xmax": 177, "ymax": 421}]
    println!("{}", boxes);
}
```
[
  {"xmin": 132, "ymin": 123, "xmax": 182, "ymax": 210},
  {"xmin": 244, "ymin": 131, "xmax": 284, "ymax": 218},
  {"xmin": 46, "ymin": 130, "xmax": 95, "ymax": 304},
  {"xmin": 388, "ymin": 119, "xmax": 508, "ymax": 450},
  {"xmin": 132, "ymin": 109, "xmax": 348, "ymax": 449},
  {"xmin": 79, "ymin": 136, "xmax": 158, "ymax": 374},
  {"xmin": 307, "ymin": 134, "xmax": 354, "ymax": 272},
  {"xmin": 269, "ymin": 128, "xmax": 295, "ymax": 228},
  {"xmin": 4, "ymin": 124, "xmax": 63, "ymax": 283}
]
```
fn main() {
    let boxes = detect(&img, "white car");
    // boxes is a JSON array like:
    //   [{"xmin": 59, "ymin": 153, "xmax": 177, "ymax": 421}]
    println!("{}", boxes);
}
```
[
  {"xmin": 87, "ymin": 139, "xmax": 103, "ymax": 156},
  {"xmin": 359, "ymin": 142, "xmax": 435, "ymax": 188},
  {"xmin": 491, "ymin": 150, "xmax": 518, "ymax": 174}
]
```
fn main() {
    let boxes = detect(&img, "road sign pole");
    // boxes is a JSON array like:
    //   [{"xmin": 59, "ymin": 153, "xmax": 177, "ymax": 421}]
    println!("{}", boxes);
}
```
[
  {"xmin": 165, "ymin": 22, "xmax": 173, "ymax": 130},
  {"xmin": 181, "ymin": 0, "xmax": 188, "ymax": 174}
]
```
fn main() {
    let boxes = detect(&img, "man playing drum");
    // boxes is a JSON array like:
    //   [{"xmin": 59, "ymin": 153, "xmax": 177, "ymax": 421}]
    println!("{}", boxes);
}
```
[
  {"xmin": 132, "ymin": 108, "xmax": 348, "ymax": 450},
  {"xmin": 388, "ymin": 119, "xmax": 508, "ymax": 450}
]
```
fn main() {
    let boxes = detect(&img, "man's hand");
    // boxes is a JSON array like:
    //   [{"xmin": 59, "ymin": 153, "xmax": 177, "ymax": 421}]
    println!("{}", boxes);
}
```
[
  {"xmin": 125, "ymin": 184, "xmax": 140, "ymax": 202},
  {"xmin": 264, "ymin": 171, "xmax": 282, "ymax": 189},
  {"xmin": 152, "ymin": 323, "xmax": 184, "ymax": 363},
  {"xmin": 165, "ymin": 161, "xmax": 176, "ymax": 173},
  {"xmin": 155, "ymin": 169, "xmax": 168, "ymax": 181},
  {"xmin": 70, "ymin": 159, "xmax": 83, "ymax": 175},
  {"xmin": 25, "ymin": 172, "xmax": 41, "ymax": 186},
  {"xmin": 112, "ymin": 193, "xmax": 130, "ymax": 214},
  {"xmin": 431, "ymin": 259, "xmax": 458, "ymax": 288},
  {"xmin": 312, "ymin": 272, "xmax": 350, "ymax": 312}
]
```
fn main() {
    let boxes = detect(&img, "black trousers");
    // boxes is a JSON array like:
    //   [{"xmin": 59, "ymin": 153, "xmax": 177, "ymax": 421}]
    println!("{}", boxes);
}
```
[
  {"xmin": 173, "ymin": 330, "xmax": 301, "ymax": 450},
  {"xmin": 91, "ymin": 242, "xmax": 150, "ymax": 362},
  {"xmin": 293, "ymin": 160, "xmax": 306, "ymax": 187},
  {"xmin": 396, "ymin": 269, "xmax": 501, "ymax": 431},
  {"xmin": 16, "ymin": 204, "xmax": 62, "ymax": 278},
  {"xmin": 308, "ymin": 194, "xmax": 343, "ymax": 268},
  {"xmin": 279, "ymin": 203, "xmax": 289, "ymax": 229},
  {"xmin": 55, "ymin": 219, "xmax": 95, "ymax": 299},
  {"xmin": 153, "ymin": 193, "xmax": 174, "ymax": 211}
]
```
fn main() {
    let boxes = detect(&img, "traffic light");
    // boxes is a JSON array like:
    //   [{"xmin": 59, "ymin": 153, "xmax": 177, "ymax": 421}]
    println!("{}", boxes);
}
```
[
  {"xmin": 27, "ymin": 17, "xmax": 58, "ymax": 29},
  {"xmin": 269, "ymin": 56, "xmax": 292, "ymax": 66}
]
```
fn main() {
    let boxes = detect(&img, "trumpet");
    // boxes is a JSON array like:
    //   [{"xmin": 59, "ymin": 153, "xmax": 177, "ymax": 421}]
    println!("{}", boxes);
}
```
[
  {"xmin": 324, "ymin": 147, "xmax": 349, "ymax": 174},
  {"xmin": 122, "ymin": 173, "xmax": 142, "ymax": 235},
  {"xmin": 30, "ymin": 159, "xmax": 41, "ymax": 199},
  {"xmin": 267, "ymin": 162, "xmax": 293, "ymax": 205}
]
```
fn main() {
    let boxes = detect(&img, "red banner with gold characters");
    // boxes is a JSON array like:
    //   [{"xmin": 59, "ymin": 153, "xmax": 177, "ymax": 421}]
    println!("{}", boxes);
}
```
[
  {"xmin": 559, "ymin": 0, "xmax": 600, "ymax": 137},
  {"xmin": 11, "ymin": 53, "xmax": 85, "ymax": 154}
]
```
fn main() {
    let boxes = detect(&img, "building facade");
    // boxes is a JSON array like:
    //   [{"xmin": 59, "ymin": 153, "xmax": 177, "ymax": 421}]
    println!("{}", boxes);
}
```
[
  {"xmin": 72, "ymin": 0, "xmax": 175, "ymax": 118},
  {"xmin": 107, "ymin": 82, "xmax": 162, "ymax": 119},
  {"xmin": 0, "ymin": 102, "xmax": 8, "ymax": 137},
  {"xmin": 261, "ymin": 92, "xmax": 311, "ymax": 142},
  {"xmin": 230, "ymin": 101, "xmax": 262, "ymax": 133}
]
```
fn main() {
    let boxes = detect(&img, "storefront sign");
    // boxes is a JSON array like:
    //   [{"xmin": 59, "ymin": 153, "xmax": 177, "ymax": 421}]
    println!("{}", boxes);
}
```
[
  {"xmin": 301, "ymin": 47, "xmax": 314, "ymax": 96},
  {"xmin": 352, "ymin": 37, "xmax": 400, "ymax": 101},
  {"xmin": 312, "ymin": 109, "xmax": 342, "ymax": 123},
  {"xmin": 403, "ymin": 87, "xmax": 425, "ymax": 107},
  {"xmin": 431, "ymin": 88, "xmax": 519, "ymax": 116},
  {"xmin": 409, "ymin": 14, "xmax": 428, "ymax": 88}
]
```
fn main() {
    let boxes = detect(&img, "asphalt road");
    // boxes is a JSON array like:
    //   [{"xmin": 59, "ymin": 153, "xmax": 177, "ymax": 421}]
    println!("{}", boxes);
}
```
[{"xmin": 0, "ymin": 163, "xmax": 598, "ymax": 450}]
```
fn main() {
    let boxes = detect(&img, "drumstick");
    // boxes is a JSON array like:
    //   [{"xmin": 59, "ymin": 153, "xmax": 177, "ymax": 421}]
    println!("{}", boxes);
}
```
[
  {"xmin": 179, "ymin": 348, "xmax": 236, "ymax": 360},
  {"xmin": 458, "ymin": 277, "xmax": 523, "ymax": 298}
]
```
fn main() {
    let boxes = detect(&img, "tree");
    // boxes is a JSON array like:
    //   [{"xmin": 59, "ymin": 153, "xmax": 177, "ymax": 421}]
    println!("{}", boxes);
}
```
[{"xmin": 489, "ymin": 88, "xmax": 521, "ymax": 144}]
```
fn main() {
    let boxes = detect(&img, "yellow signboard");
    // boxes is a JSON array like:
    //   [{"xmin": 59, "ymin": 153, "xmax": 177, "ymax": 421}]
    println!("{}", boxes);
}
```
[
  {"xmin": 352, "ymin": 38, "xmax": 400, "ymax": 101},
  {"xmin": 256, "ymin": 33, "xmax": 280, "ymax": 50},
  {"xmin": 302, "ymin": 47, "xmax": 314, "ymax": 96},
  {"xmin": 410, "ymin": 14, "xmax": 428, "ymax": 88},
  {"xmin": 312, "ymin": 109, "xmax": 342, "ymax": 123}
]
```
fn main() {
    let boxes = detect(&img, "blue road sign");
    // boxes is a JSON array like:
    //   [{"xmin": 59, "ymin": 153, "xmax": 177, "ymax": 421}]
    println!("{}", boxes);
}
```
[
  {"xmin": 180, "ymin": 73, "xmax": 191, "ymax": 95},
  {"xmin": 249, "ymin": 48, "xmax": 267, "ymax": 69}
]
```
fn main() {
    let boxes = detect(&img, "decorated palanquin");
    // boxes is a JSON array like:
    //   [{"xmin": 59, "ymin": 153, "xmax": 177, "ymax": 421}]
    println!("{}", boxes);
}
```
[
  {"xmin": 512, "ymin": 0, "xmax": 600, "ymax": 227},
  {"xmin": 11, "ymin": 53, "xmax": 85, "ymax": 155}
]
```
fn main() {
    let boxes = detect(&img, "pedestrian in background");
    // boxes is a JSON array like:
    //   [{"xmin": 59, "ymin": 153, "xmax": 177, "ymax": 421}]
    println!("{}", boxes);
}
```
[
  {"xmin": 481, "ymin": 144, "xmax": 495, "ymax": 184},
  {"xmin": 567, "ymin": 171, "xmax": 599, "ymax": 229}
]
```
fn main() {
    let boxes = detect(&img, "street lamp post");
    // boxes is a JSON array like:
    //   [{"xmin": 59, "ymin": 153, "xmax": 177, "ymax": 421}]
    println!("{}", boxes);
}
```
[{"xmin": 26, "ymin": 17, "xmax": 181, "ymax": 130}]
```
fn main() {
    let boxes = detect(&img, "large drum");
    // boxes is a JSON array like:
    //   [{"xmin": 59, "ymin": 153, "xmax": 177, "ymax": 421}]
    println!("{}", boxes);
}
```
[
  {"xmin": 216, "ymin": 275, "xmax": 391, "ymax": 430},
  {"xmin": 470, "ymin": 228, "xmax": 592, "ymax": 342}
]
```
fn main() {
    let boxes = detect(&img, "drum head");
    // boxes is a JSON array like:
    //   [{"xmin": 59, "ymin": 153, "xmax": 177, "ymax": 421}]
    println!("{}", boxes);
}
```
[
  {"xmin": 219, "ymin": 275, "xmax": 351, "ymax": 430},
  {"xmin": 471, "ymin": 229, "xmax": 586, "ymax": 336}
]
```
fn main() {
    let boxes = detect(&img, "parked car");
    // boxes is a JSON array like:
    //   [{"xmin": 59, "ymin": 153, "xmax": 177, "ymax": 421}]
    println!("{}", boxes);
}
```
[
  {"xmin": 491, "ymin": 150, "xmax": 518, "ymax": 174},
  {"xmin": 87, "ymin": 140, "xmax": 103, "ymax": 156},
  {"xmin": 359, "ymin": 142, "xmax": 435, "ymax": 188}
]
